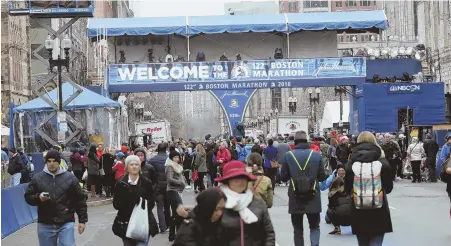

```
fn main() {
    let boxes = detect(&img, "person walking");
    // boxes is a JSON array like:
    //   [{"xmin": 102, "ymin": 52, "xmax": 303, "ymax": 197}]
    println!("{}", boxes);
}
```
[
  {"xmin": 216, "ymin": 142, "xmax": 231, "ymax": 176},
  {"xmin": 263, "ymin": 139, "xmax": 279, "ymax": 191},
  {"xmin": 101, "ymin": 148, "xmax": 116, "ymax": 197},
  {"xmin": 166, "ymin": 151, "xmax": 186, "ymax": 242},
  {"xmin": 8, "ymin": 148, "xmax": 23, "ymax": 187},
  {"xmin": 344, "ymin": 131, "xmax": 393, "ymax": 246},
  {"xmin": 326, "ymin": 177, "xmax": 352, "ymax": 235},
  {"xmin": 193, "ymin": 144, "xmax": 207, "ymax": 194},
  {"xmin": 24, "ymin": 150, "xmax": 87, "ymax": 245},
  {"xmin": 276, "ymin": 137, "xmax": 291, "ymax": 186},
  {"xmin": 280, "ymin": 131, "xmax": 326, "ymax": 246},
  {"xmin": 112, "ymin": 155, "xmax": 158, "ymax": 246},
  {"xmin": 247, "ymin": 153, "xmax": 273, "ymax": 208},
  {"xmin": 149, "ymin": 143, "xmax": 170, "ymax": 233},
  {"xmin": 87, "ymin": 143, "xmax": 101, "ymax": 197},
  {"xmin": 423, "ymin": 133, "xmax": 439, "ymax": 182},
  {"xmin": 407, "ymin": 137, "xmax": 425, "ymax": 183}
]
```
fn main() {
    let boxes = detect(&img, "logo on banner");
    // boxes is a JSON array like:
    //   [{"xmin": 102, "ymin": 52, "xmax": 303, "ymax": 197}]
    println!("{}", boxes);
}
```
[
  {"xmin": 231, "ymin": 65, "xmax": 250, "ymax": 79},
  {"xmin": 388, "ymin": 85, "xmax": 421, "ymax": 93},
  {"xmin": 220, "ymin": 90, "xmax": 250, "ymax": 99},
  {"xmin": 313, "ymin": 60, "xmax": 359, "ymax": 77},
  {"xmin": 286, "ymin": 121, "xmax": 301, "ymax": 131},
  {"xmin": 230, "ymin": 99, "xmax": 239, "ymax": 108}
]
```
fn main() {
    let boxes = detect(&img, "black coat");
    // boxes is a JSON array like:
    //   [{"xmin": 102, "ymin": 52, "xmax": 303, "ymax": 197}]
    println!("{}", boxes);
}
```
[
  {"xmin": 326, "ymin": 190, "xmax": 352, "ymax": 226},
  {"xmin": 24, "ymin": 168, "xmax": 88, "ymax": 225},
  {"xmin": 149, "ymin": 153, "xmax": 169, "ymax": 193},
  {"xmin": 141, "ymin": 162, "xmax": 157, "ymax": 192},
  {"xmin": 344, "ymin": 142, "xmax": 394, "ymax": 235},
  {"xmin": 221, "ymin": 196, "xmax": 275, "ymax": 246},
  {"xmin": 100, "ymin": 153, "xmax": 115, "ymax": 186},
  {"xmin": 173, "ymin": 211, "xmax": 223, "ymax": 246},
  {"xmin": 423, "ymin": 139, "xmax": 439, "ymax": 163},
  {"xmin": 113, "ymin": 174, "xmax": 158, "ymax": 237}
]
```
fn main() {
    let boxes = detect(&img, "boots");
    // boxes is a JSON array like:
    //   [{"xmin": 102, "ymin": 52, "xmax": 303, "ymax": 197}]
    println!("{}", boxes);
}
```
[
  {"xmin": 168, "ymin": 216, "xmax": 176, "ymax": 242},
  {"xmin": 329, "ymin": 226, "xmax": 341, "ymax": 235},
  {"xmin": 90, "ymin": 185, "xmax": 96, "ymax": 198}
]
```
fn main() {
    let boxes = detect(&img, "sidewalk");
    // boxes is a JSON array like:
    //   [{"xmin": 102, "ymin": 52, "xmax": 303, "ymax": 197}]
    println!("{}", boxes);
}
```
[{"xmin": 86, "ymin": 196, "xmax": 113, "ymax": 207}]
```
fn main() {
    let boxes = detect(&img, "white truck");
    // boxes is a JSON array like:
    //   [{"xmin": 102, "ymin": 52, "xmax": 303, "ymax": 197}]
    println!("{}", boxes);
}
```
[
  {"xmin": 244, "ymin": 129, "xmax": 264, "ymax": 139},
  {"xmin": 135, "ymin": 120, "xmax": 172, "ymax": 145},
  {"xmin": 271, "ymin": 116, "xmax": 309, "ymax": 136}
]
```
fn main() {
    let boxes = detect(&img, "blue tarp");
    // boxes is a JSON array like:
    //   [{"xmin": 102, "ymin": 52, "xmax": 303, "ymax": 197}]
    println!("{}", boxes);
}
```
[
  {"xmin": 287, "ymin": 11, "xmax": 387, "ymax": 32},
  {"xmin": 87, "ymin": 11, "xmax": 387, "ymax": 37},
  {"xmin": 87, "ymin": 16, "xmax": 187, "ymax": 37},
  {"xmin": 14, "ymin": 83, "xmax": 120, "ymax": 113}
]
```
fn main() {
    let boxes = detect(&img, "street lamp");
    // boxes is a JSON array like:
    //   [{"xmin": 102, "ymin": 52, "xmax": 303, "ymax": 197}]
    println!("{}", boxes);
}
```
[
  {"xmin": 334, "ymin": 86, "xmax": 347, "ymax": 132},
  {"xmin": 308, "ymin": 88, "xmax": 320, "ymax": 133},
  {"xmin": 45, "ymin": 34, "xmax": 71, "ymax": 112}
]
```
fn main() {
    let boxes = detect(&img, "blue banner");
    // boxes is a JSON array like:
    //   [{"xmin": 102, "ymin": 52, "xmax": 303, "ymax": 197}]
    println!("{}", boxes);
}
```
[
  {"xmin": 107, "ymin": 58, "xmax": 366, "ymax": 92},
  {"xmin": 209, "ymin": 89, "xmax": 257, "ymax": 136}
]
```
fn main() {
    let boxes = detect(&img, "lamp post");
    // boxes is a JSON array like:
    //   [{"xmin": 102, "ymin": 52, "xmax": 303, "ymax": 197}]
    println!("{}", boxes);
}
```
[
  {"xmin": 263, "ymin": 113, "xmax": 270, "ymax": 134},
  {"xmin": 308, "ymin": 88, "xmax": 320, "ymax": 133},
  {"xmin": 334, "ymin": 86, "xmax": 347, "ymax": 132},
  {"xmin": 45, "ymin": 34, "xmax": 71, "ymax": 144}
]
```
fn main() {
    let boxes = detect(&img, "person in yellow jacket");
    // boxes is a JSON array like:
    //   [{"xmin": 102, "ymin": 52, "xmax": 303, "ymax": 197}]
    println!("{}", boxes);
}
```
[{"xmin": 247, "ymin": 152, "xmax": 273, "ymax": 208}]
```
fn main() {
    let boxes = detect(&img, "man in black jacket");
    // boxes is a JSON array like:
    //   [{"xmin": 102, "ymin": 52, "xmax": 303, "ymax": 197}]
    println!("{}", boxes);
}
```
[
  {"xmin": 24, "ymin": 150, "xmax": 87, "ymax": 245},
  {"xmin": 8, "ymin": 148, "xmax": 23, "ymax": 187},
  {"xmin": 149, "ymin": 143, "xmax": 170, "ymax": 232},
  {"xmin": 423, "ymin": 134, "xmax": 439, "ymax": 182}
]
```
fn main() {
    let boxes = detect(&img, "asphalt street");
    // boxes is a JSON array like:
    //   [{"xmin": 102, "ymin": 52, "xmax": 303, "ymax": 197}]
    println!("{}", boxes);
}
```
[{"xmin": 3, "ymin": 181, "xmax": 451, "ymax": 246}]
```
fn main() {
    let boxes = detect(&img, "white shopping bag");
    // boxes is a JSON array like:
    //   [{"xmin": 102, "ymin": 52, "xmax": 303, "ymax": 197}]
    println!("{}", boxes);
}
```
[
  {"xmin": 82, "ymin": 170, "xmax": 88, "ymax": 181},
  {"xmin": 126, "ymin": 197, "xmax": 149, "ymax": 241}
]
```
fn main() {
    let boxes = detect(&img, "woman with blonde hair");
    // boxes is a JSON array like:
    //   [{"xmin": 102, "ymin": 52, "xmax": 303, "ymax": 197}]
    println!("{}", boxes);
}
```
[
  {"xmin": 247, "ymin": 153, "xmax": 273, "ymax": 208},
  {"xmin": 194, "ymin": 144, "xmax": 207, "ymax": 194},
  {"xmin": 344, "ymin": 131, "xmax": 393, "ymax": 246}
]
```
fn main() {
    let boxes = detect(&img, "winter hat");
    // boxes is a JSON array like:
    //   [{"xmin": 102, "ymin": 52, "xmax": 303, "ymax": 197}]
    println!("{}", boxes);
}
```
[
  {"xmin": 121, "ymin": 146, "xmax": 128, "ymax": 153},
  {"xmin": 294, "ymin": 131, "xmax": 308, "ymax": 141},
  {"xmin": 125, "ymin": 155, "xmax": 140, "ymax": 166},
  {"xmin": 116, "ymin": 152, "xmax": 125, "ymax": 159},
  {"xmin": 17, "ymin": 147, "xmax": 24, "ymax": 152},
  {"xmin": 446, "ymin": 134, "xmax": 451, "ymax": 141},
  {"xmin": 231, "ymin": 138, "xmax": 237, "ymax": 145},
  {"xmin": 169, "ymin": 151, "xmax": 181, "ymax": 160},
  {"xmin": 45, "ymin": 150, "xmax": 61, "ymax": 163},
  {"xmin": 134, "ymin": 148, "xmax": 146, "ymax": 156}
]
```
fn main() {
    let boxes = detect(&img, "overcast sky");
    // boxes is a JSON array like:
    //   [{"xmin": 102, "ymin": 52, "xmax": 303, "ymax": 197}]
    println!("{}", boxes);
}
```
[{"xmin": 130, "ymin": 0, "xmax": 277, "ymax": 17}]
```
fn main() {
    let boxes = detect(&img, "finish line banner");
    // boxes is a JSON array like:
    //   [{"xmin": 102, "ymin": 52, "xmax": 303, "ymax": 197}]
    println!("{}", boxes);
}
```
[{"xmin": 107, "ymin": 58, "xmax": 366, "ymax": 92}]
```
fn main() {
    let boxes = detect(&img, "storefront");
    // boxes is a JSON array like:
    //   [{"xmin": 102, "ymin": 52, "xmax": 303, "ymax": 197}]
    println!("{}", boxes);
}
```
[{"xmin": 350, "ymin": 82, "xmax": 446, "ymax": 134}]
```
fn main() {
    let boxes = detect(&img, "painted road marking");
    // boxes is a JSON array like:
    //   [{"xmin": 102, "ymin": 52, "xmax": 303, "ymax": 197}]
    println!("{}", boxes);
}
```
[{"xmin": 389, "ymin": 206, "xmax": 397, "ymax": 210}]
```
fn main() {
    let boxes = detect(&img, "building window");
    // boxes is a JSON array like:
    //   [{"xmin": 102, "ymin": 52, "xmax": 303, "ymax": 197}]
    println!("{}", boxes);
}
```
[
  {"xmin": 360, "ymin": 0, "xmax": 371, "ymax": 6},
  {"xmin": 304, "ymin": 0, "xmax": 328, "ymax": 8},
  {"xmin": 335, "ymin": 1, "xmax": 343, "ymax": 7},
  {"xmin": 288, "ymin": 2, "xmax": 298, "ymax": 12},
  {"xmin": 271, "ymin": 88, "xmax": 282, "ymax": 112},
  {"xmin": 346, "ymin": 0, "xmax": 357, "ymax": 7}
]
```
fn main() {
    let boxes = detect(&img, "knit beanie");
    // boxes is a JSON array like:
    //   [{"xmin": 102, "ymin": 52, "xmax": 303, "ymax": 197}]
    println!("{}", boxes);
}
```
[
  {"xmin": 125, "ymin": 155, "xmax": 140, "ymax": 166},
  {"xmin": 45, "ymin": 150, "xmax": 61, "ymax": 163},
  {"xmin": 169, "ymin": 151, "xmax": 181, "ymax": 161}
]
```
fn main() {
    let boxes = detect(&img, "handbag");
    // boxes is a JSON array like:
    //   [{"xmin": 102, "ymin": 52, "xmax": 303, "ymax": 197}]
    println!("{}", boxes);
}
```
[
  {"xmin": 192, "ymin": 170, "xmax": 199, "ymax": 182},
  {"xmin": 112, "ymin": 216, "xmax": 128, "ymax": 238},
  {"xmin": 270, "ymin": 160, "xmax": 280, "ymax": 168},
  {"xmin": 126, "ymin": 197, "xmax": 149, "ymax": 241},
  {"xmin": 99, "ymin": 157, "xmax": 105, "ymax": 176},
  {"xmin": 440, "ymin": 157, "xmax": 451, "ymax": 183},
  {"xmin": 82, "ymin": 169, "xmax": 88, "ymax": 181}
]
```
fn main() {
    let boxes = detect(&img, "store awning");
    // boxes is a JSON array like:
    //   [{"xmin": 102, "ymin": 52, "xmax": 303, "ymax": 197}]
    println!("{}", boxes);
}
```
[{"xmin": 87, "ymin": 10, "xmax": 388, "ymax": 37}]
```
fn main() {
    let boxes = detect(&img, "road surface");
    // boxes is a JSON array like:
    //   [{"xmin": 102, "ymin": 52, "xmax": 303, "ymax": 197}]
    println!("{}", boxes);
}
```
[{"xmin": 2, "ymin": 181, "xmax": 450, "ymax": 246}]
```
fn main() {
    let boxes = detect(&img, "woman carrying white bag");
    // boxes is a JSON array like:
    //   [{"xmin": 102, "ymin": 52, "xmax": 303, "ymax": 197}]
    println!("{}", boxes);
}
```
[{"xmin": 112, "ymin": 155, "xmax": 159, "ymax": 246}]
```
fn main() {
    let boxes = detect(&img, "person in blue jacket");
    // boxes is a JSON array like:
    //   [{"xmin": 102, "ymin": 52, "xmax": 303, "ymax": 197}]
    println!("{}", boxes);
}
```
[
  {"xmin": 437, "ymin": 135, "xmax": 451, "ymax": 178},
  {"xmin": 320, "ymin": 164, "xmax": 346, "ymax": 224}
]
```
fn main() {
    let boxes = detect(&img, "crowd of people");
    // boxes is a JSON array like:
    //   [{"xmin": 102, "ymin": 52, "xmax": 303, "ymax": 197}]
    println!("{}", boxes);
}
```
[{"xmin": 8, "ymin": 129, "xmax": 451, "ymax": 246}]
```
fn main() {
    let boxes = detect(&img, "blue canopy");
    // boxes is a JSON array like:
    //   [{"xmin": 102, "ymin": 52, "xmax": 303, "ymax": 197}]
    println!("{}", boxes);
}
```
[
  {"xmin": 287, "ymin": 11, "xmax": 388, "ymax": 32},
  {"xmin": 14, "ymin": 83, "xmax": 120, "ymax": 113},
  {"xmin": 188, "ymin": 14, "xmax": 287, "ymax": 35},
  {"xmin": 87, "ymin": 11, "xmax": 387, "ymax": 37},
  {"xmin": 87, "ymin": 16, "xmax": 187, "ymax": 37}
]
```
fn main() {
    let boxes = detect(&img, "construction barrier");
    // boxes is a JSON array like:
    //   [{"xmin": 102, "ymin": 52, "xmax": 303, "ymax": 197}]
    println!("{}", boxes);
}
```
[{"xmin": 1, "ymin": 183, "xmax": 37, "ymax": 239}]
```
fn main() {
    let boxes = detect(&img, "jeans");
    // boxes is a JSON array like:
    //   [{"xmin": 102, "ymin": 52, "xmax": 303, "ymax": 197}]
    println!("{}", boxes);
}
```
[
  {"xmin": 10, "ymin": 173, "xmax": 21, "ymax": 187},
  {"xmin": 206, "ymin": 173, "xmax": 212, "ymax": 188},
  {"xmin": 291, "ymin": 213, "xmax": 320, "ymax": 246},
  {"xmin": 37, "ymin": 222, "xmax": 75, "ymax": 246},
  {"xmin": 411, "ymin": 160, "xmax": 422, "ymax": 182},
  {"xmin": 356, "ymin": 234, "xmax": 384, "ymax": 246},
  {"xmin": 155, "ymin": 189, "xmax": 170, "ymax": 232},
  {"xmin": 122, "ymin": 238, "xmax": 148, "ymax": 246},
  {"xmin": 194, "ymin": 172, "xmax": 206, "ymax": 192}
]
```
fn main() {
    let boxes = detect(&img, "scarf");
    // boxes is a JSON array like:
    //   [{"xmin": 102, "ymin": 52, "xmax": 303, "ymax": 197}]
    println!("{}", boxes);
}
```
[
  {"xmin": 165, "ymin": 159, "xmax": 183, "ymax": 174},
  {"xmin": 220, "ymin": 185, "xmax": 258, "ymax": 224}
]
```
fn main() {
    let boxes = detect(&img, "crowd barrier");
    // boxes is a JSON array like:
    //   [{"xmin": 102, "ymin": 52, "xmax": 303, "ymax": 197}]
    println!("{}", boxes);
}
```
[{"xmin": 1, "ymin": 183, "xmax": 37, "ymax": 239}]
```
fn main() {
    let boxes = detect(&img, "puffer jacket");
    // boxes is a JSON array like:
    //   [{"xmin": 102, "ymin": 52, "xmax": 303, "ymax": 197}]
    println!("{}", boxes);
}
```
[
  {"xmin": 141, "ymin": 161, "xmax": 157, "ymax": 191},
  {"xmin": 173, "ymin": 210, "xmax": 223, "ymax": 246},
  {"xmin": 248, "ymin": 174, "xmax": 273, "ymax": 208},
  {"xmin": 407, "ymin": 141, "xmax": 424, "ymax": 161},
  {"xmin": 216, "ymin": 148, "xmax": 231, "ymax": 168},
  {"xmin": 326, "ymin": 188, "xmax": 352, "ymax": 226},
  {"xmin": 344, "ymin": 142, "xmax": 393, "ymax": 235},
  {"xmin": 149, "ymin": 153, "xmax": 168, "ymax": 192},
  {"xmin": 221, "ymin": 196, "xmax": 275, "ymax": 246},
  {"xmin": 165, "ymin": 160, "xmax": 185, "ymax": 192},
  {"xmin": 24, "ymin": 166, "xmax": 88, "ymax": 225}
]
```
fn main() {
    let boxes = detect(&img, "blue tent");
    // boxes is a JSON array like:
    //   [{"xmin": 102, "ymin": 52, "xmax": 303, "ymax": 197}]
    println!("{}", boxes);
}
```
[
  {"xmin": 14, "ymin": 83, "xmax": 120, "ymax": 113},
  {"xmin": 87, "ymin": 10, "xmax": 388, "ymax": 37}
]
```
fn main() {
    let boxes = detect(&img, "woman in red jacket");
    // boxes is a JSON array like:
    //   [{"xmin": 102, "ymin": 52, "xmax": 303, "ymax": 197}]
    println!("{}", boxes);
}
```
[{"xmin": 216, "ymin": 142, "xmax": 231, "ymax": 177}]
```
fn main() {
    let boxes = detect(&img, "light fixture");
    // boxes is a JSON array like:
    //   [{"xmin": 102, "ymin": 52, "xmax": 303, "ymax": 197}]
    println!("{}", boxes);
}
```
[
  {"xmin": 415, "ymin": 50, "xmax": 426, "ymax": 60},
  {"xmin": 390, "ymin": 47, "xmax": 399, "ymax": 58},
  {"xmin": 367, "ymin": 48, "xmax": 374, "ymax": 56},
  {"xmin": 406, "ymin": 47, "xmax": 415, "ymax": 56},
  {"xmin": 308, "ymin": 88, "xmax": 313, "ymax": 94},
  {"xmin": 373, "ymin": 49, "xmax": 381, "ymax": 58},
  {"xmin": 62, "ymin": 34, "xmax": 72, "ymax": 50},
  {"xmin": 45, "ymin": 35, "xmax": 54, "ymax": 51},
  {"xmin": 315, "ymin": 87, "xmax": 320, "ymax": 94},
  {"xmin": 398, "ymin": 46, "xmax": 406, "ymax": 55},
  {"xmin": 381, "ymin": 48, "xmax": 389, "ymax": 56}
]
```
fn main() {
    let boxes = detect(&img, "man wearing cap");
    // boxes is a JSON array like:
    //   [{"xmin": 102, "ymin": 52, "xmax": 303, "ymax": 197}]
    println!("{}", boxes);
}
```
[
  {"xmin": 25, "ymin": 150, "xmax": 87, "ymax": 245},
  {"xmin": 280, "ymin": 130, "xmax": 326, "ymax": 246}
]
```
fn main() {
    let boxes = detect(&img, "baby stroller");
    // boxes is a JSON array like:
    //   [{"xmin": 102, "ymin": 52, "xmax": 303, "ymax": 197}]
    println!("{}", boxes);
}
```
[{"xmin": 403, "ymin": 159, "xmax": 413, "ymax": 179}]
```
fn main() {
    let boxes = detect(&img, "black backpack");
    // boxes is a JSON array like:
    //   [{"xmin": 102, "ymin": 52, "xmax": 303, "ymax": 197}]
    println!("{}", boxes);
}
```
[
  {"xmin": 229, "ymin": 146, "xmax": 238, "ymax": 160},
  {"xmin": 288, "ymin": 151, "xmax": 316, "ymax": 201}
]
